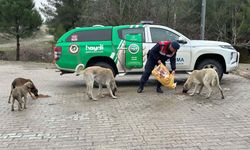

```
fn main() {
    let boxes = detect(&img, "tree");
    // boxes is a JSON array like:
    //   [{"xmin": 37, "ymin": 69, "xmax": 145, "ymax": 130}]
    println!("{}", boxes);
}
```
[
  {"xmin": 39, "ymin": 0, "xmax": 249, "ymax": 46},
  {"xmin": 205, "ymin": 0, "xmax": 250, "ymax": 46},
  {"xmin": 175, "ymin": 0, "xmax": 201, "ymax": 39},
  {"xmin": 236, "ymin": 0, "xmax": 250, "ymax": 45},
  {"xmin": 40, "ymin": 0, "xmax": 85, "ymax": 41},
  {"xmin": 0, "ymin": 0, "xmax": 42, "ymax": 61}
]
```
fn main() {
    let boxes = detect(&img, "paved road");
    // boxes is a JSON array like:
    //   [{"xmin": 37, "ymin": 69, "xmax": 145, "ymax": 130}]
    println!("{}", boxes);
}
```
[{"xmin": 0, "ymin": 61, "xmax": 250, "ymax": 150}]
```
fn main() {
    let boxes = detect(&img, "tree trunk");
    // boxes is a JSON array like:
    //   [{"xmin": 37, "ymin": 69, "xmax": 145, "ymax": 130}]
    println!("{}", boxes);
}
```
[
  {"xmin": 232, "ymin": 6, "xmax": 238, "ymax": 45},
  {"xmin": 173, "ymin": 0, "xmax": 177, "ymax": 28},
  {"xmin": 16, "ymin": 20, "xmax": 20, "ymax": 61},
  {"xmin": 16, "ymin": 34, "xmax": 20, "ymax": 61}
]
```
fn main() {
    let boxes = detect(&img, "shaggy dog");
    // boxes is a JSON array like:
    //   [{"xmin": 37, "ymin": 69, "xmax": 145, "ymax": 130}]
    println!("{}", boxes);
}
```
[
  {"xmin": 75, "ymin": 66, "xmax": 117, "ymax": 101},
  {"xmin": 183, "ymin": 68, "xmax": 224, "ymax": 99}
]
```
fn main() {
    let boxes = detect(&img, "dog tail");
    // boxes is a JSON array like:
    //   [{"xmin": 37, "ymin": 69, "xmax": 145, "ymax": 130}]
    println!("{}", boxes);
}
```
[
  {"xmin": 75, "ymin": 65, "xmax": 85, "ymax": 76},
  {"xmin": 8, "ymin": 85, "xmax": 14, "ymax": 103}
]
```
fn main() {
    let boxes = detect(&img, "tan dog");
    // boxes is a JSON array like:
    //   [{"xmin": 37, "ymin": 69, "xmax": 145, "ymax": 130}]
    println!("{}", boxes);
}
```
[
  {"xmin": 8, "ymin": 78, "xmax": 38, "ymax": 104},
  {"xmin": 75, "ymin": 66, "xmax": 117, "ymax": 101},
  {"xmin": 182, "ymin": 68, "xmax": 224, "ymax": 99},
  {"xmin": 11, "ymin": 82, "xmax": 33, "ymax": 111}
]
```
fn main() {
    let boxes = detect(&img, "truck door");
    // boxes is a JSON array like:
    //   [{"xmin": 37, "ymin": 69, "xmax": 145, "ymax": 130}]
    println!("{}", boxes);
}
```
[
  {"xmin": 149, "ymin": 27, "xmax": 191, "ymax": 70},
  {"xmin": 113, "ymin": 26, "xmax": 145, "ymax": 73},
  {"xmin": 125, "ymin": 33, "xmax": 143, "ymax": 69}
]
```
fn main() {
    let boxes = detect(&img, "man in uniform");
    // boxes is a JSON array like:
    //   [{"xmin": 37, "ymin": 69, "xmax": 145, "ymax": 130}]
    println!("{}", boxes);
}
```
[{"xmin": 137, "ymin": 41, "xmax": 180, "ymax": 93}]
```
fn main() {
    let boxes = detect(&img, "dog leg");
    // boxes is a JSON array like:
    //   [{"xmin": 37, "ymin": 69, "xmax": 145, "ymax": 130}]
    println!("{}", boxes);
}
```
[
  {"xmin": 190, "ymin": 84, "xmax": 198, "ymax": 96},
  {"xmin": 18, "ymin": 103, "xmax": 22, "ymax": 111},
  {"xmin": 11, "ymin": 98, "xmax": 15, "ymax": 111},
  {"xmin": 17, "ymin": 96, "xmax": 24, "ymax": 111},
  {"xmin": 107, "ymin": 83, "xmax": 117, "ymax": 99},
  {"xmin": 8, "ymin": 87, "xmax": 13, "ymax": 103},
  {"xmin": 18, "ymin": 101, "xmax": 23, "ymax": 111},
  {"xmin": 16, "ymin": 101, "xmax": 21, "ymax": 111},
  {"xmin": 23, "ymin": 96, "xmax": 27, "ymax": 109},
  {"xmin": 97, "ymin": 84, "xmax": 104, "ymax": 98},
  {"xmin": 89, "ymin": 83, "xmax": 98, "ymax": 101},
  {"xmin": 204, "ymin": 83, "xmax": 212, "ymax": 99},
  {"xmin": 87, "ymin": 86, "xmax": 95, "ymax": 100},
  {"xmin": 217, "ymin": 85, "xmax": 225, "ymax": 99},
  {"xmin": 198, "ymin": 85, "xmax": 204, "ymax": 95},
  {"xmin": 86, "ymin": 85, "xmax": 92, "ymax": 99}
]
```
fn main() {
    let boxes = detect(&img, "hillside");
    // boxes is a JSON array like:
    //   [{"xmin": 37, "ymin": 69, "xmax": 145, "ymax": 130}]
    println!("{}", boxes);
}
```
[{"xmin": 0, "ymin": 25, "xmax": 54, "ymax": 62}]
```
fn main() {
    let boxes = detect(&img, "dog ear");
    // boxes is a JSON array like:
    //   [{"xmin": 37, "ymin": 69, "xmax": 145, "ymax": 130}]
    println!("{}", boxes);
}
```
[
  {"xmin": 25, "ymin": 82, "xmax": 33, "ymax": 89},
  {"xmin": 187, "ymin": 72, "xmax": 192, "ymax": 75}
]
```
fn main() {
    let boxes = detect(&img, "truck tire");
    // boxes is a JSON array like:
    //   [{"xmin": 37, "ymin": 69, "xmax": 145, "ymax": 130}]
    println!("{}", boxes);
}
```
[
  {"xmin": 91, "ymin": 62, "xmax": 116, "ymax": 77},
  {"xmin": 90, "ymin": 62, "xmax": 116, "ymax": 88},
  {"xmin": 196, "ymin": 59, "xmax": 223, "ymax": 80}
]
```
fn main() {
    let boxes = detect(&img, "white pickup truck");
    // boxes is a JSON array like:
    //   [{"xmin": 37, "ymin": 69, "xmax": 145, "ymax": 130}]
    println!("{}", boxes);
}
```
[{"xmin": 138, "ymin": 24, "xmax": 240, "ymax": 80}]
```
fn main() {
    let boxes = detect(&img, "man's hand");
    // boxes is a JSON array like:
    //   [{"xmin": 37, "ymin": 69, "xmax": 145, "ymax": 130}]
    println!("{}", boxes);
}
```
[{"xmin": 157, "ymin": 60, "xmax": 162, "ymax": 64}]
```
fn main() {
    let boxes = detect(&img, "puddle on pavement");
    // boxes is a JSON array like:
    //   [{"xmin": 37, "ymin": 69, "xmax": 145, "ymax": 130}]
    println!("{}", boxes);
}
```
[{"xmin": 37, "ymin": 94, "xmax": 51, "ymax": 98}]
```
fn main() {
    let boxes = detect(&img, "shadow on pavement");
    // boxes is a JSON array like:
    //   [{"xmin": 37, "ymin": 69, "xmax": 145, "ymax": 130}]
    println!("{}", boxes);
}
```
[{"xmin": 116, "ymin": 78, "xmax": 187, "ymax": 87}]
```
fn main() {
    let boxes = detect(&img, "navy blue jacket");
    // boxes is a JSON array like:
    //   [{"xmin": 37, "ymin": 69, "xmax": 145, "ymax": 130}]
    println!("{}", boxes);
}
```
[{"xmin": 148, "ymin": 43, "xmax": 176, "ymax": 71}]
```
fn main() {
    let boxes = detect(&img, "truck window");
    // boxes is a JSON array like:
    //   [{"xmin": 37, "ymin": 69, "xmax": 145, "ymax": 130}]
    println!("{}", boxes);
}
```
[
  {"xmin": 118, "ymin": 28, "xmax": 145, "ymax": 42},
  {"xmin": 66, "ymin": 29, "xmax": 112, "ymax": 42},
  {"xmin": 150, "ymin": 28, "xmax": 179, "ymax": 43}
]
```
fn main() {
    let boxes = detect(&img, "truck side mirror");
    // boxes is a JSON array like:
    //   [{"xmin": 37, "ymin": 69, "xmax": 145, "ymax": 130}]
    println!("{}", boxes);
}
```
[{"xmin": 177, "ymin": 37, "xmax": 187, "ymax": 44}]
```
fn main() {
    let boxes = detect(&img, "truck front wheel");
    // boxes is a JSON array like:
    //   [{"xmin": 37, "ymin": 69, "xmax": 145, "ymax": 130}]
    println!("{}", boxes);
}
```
[{"xmin": 196, "ymin": 59, "xmax": 223, "ymax": 80}]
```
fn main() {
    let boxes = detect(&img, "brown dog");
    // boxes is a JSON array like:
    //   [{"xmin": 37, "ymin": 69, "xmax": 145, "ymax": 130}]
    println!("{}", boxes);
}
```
[
  {"xmin": 11, "ymin": 82, "xmax": 33, "ymax": 111},
  {"xmin": 8, "ymin": 78, "xmax": 39, "ymax": 103}
]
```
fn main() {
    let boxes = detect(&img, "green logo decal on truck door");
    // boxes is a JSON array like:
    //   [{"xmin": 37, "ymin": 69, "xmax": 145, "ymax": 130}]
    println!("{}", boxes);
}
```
[
  {"xmin": 125, "ymin": 34, "xmax": 143, "ymax": 68},
  {"xmin": 128, "ymin": 44, "xmax": 140, "ymax": 54}
]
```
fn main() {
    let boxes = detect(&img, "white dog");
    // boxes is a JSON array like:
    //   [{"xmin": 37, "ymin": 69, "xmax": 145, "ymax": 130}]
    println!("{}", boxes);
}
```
[
  {"xmin": 75, "ymin": 66, "xmax": 117, "ymax": 100},
  {"xmin": 182, "ymin": 68, "xmax": 224, "ymax": 99}
]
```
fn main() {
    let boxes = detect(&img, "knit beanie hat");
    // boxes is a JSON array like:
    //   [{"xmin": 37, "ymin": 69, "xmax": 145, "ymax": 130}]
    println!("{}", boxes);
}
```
[{"xmin": 171, "ymin": 41, "xmax": 180, "ymax": 50}]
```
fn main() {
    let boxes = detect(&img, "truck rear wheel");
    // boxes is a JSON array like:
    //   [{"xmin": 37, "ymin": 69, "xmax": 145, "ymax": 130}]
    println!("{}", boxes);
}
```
[
  {"xmin": 196, "ymin": 59, "xmax": 223, "ymax": 80},
  {"xmin": 89, "ymin": 62, "xmax": 116, "ymax": 88},
  {"xmin": 91, "ymin": 62, "xmax": 116, "ymax": 77}
]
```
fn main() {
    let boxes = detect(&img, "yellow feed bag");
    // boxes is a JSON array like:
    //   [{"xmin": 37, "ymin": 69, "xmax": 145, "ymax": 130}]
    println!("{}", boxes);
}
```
[{"xmin": 151, "ymin": 63, "xmax": 176, "ymax": 89}]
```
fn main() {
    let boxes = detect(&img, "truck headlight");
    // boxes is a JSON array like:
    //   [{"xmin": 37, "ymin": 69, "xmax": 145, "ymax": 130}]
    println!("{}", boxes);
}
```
[{"xmin": 219, "ymin": 45, "xmax": 235, "ymax": 50}]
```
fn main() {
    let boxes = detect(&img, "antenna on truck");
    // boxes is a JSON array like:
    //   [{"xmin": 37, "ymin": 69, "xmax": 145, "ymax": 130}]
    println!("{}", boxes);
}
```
[
  {"xmin": 92, "ymin": 25, "xmax": 104, "ymax": 27},
  {"xmin": 139, "ymin": 21, "xmax": 153, "ymax": 25}
]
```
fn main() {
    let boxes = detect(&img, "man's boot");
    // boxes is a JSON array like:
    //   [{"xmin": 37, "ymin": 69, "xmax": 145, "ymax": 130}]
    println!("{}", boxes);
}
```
[
  {"xmin": 137, "ymin": 82, "xmax": 144, "ymax": 93},
  {"xmin": 156, "ymin": 87, "xmax": 163, "ymax": 93},
  {"xmin": 156, "ymin": 82, "xmax": 163, "ymax": 93}
]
